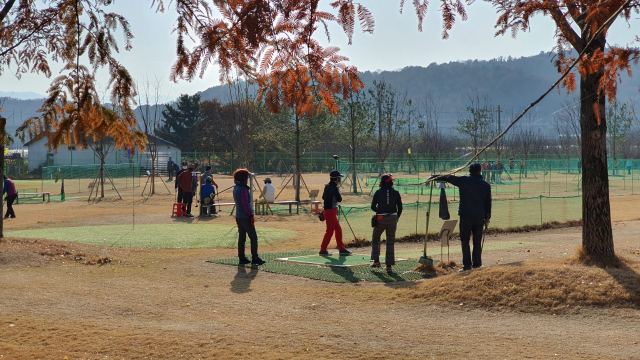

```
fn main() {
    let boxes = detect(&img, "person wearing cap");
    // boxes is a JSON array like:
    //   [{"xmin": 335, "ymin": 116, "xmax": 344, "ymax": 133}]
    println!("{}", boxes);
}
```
[
  {"xmin": 200, "ymin": 166, "xmax": 218, "ymax": 215},
  {"xmin": 370, "ymin": 174, "xmax": 403, "ymax": 273},
  {"xmin": 319, "ymin": 170, "xmax": 352, "ymax": 256},
  {"xmin": 175, "ymin": 161, "xmax": 188, "ymax": 205},
  {"xmin": 432, "ymin": 163, "xmax": 491, "ymax": 271},
  {"xmin": 200, "ymin": 177, "xmax": 216, "ymax": 216},
  {"xmin": 258, "ymin": 177, "xmax": 276, "ymax": 203},
  {"xmin": 176, "ymin": 163, "xmax": 195, "ymax": 217},
  {"xmin": 232, "ymin": 168, "xmax": 265, "ymax": 265}
]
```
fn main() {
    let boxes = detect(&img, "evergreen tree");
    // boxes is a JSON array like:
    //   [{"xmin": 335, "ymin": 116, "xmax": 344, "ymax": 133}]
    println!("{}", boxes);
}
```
[{"xmin": 157, "ymin": 94, "xmax": 202, "ymax": 151}]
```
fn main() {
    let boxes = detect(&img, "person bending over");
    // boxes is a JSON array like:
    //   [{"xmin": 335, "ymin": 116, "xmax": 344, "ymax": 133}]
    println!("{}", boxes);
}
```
[
  {"xmin": 200, "ymin": 166, "xmax": 218, "ymax": 214},
  {"xmin": 233, "ymin": 169, "xmax": 265, "ymax": 265},
  {"xmin": 432, "ymin": 163, "xmax": 491, "ymax": 272},
  {"xmin": 200, "ymin": 177, "xmax": 216, "ymax": 216},
  {"xmin": 3, "ymin": 176, "xmax": 17, "ymax": 219},
  {"xmin": 319, "ymin": 170, "xmax": 352, "ymax": 256},
  {"xmin": 370, "ymin": 174, "xmax": 403, "ymax": 273}
]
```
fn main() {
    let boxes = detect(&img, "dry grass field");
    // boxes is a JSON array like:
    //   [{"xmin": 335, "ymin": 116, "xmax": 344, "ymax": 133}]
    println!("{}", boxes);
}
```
[{"xmin": 1, "ymin": 178, "xmax": 640, "ymax": 359}]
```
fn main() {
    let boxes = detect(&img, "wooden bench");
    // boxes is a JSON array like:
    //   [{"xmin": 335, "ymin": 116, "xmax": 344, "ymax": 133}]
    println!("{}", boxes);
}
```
[
  {"xmin": 16, "ymin": 192, "xmax": 50, "ymax": 204},
  {"xmin": 199, "ymin": 202, "xmax": 235, "ymax": 216},
  {"xmin": 255, "ymin": 200, "xmax": 299, "ymax": 215}
]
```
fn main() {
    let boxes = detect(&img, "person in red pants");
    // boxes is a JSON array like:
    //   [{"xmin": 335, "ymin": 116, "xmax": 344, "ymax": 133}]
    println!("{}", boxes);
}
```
[{"xmin": 319, "ymin": 170, "xmax": 352, "ymax": 256}]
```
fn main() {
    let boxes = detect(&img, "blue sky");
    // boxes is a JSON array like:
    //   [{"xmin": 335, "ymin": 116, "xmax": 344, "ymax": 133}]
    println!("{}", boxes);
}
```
[{"xmin": 1, "ymin": 1, "xmax": 638, "ymax": 101}]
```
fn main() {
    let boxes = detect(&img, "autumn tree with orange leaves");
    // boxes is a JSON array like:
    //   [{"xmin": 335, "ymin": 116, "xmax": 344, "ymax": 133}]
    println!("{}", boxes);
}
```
[
  {"xmin": 487, "ymin": 0, "xmax": 640, "ymax": 261},
  {"xmin": 1, "ymin": 0, "xmax": 145, "ymax": 236}
]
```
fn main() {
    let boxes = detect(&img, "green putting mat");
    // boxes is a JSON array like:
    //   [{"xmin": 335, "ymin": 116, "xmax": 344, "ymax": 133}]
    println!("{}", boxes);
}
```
[
  {"xmin": 275, "ymin": 253, "xmax": 408, "ymax": 267},
  {"xmin": 208, "ymin": 251, "xmax": 436, "ymax": 283}
]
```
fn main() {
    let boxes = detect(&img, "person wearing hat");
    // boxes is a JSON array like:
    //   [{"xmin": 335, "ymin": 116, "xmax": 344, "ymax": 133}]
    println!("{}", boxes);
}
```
[
  {"xmin": 258, "ymin": 177, "xmax": 276, "ymax": 203},
  {"xmin": 176, "ymin": 163, "xmax": 195, "ymax": 217},
  {"xmin": 175, "ymin": 161, "xmax": 188, "ymax": 205},
  {"xmin": 200, "ymin": 166, "xmax": 218, "ymax": 215},
  {"xmin": 432, "ymin": 163, "xmax": 491, "ymax": 271},
  {"xmin": 370, "ymin": 174, "xmax": 403, "ymax": 273},
  {"xmin": 200, "ymin": 177, "xmax": 216, "ymax": 216},
  {"xmin": 319, "ymin": 170, "xmax": 352, "ymax": 256}
]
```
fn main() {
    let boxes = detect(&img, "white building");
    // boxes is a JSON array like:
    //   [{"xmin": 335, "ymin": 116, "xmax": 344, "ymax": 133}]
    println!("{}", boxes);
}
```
[{"xmin": 25, "ymin": 135, "xmax": 181, "ymax": 172}]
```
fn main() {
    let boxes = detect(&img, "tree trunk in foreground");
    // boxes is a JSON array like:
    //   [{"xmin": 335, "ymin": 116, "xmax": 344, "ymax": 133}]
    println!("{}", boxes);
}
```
[
  {"xmin": 294, "ymin": 113, "xmax": 301, "ymax": 203},
  {"xmin": 580, "ymin": 70, "xmax": 615, "ymax": 260},
  {"xmin": 0, "ymin": 118, "xmax": 5, "ymax": 238}
]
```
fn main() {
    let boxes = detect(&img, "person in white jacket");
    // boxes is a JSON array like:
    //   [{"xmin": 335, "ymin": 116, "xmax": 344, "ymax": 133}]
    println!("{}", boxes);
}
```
[{"xmin": 258, "ymin": 177, "xmax": 276, "ymax": 203}]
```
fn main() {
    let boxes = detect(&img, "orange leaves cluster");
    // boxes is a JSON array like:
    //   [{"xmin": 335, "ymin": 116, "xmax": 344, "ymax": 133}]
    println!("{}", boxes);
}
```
[{"xmin": 3, "ymin": 0, "xmax": 141, "ymax": 152}]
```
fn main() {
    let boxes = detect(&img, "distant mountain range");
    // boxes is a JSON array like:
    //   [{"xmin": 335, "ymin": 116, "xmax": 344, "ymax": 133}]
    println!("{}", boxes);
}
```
[
  {"xmin": 3, "ymin": 51, "xmax": 639, "ymax": 149},
  {"xmin": 196, "ymin": 51, "xmax": 640, "ymax": 131},
  {"xmin": 0, "ymin": 91, "xmax": 45, "ymax": 100}
]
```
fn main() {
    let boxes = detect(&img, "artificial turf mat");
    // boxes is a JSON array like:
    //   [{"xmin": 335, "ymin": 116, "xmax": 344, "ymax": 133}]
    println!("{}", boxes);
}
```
[
  {"xmin": 208, "ymin": 251, "xmax": 437, "ymax": 283},
  {"xmin": 275, "ymin": 253, "xmax": 408, "ymax": 267},
  {"xmin": 7, "ymin": 224, "xmax": 296, "ymax": 248}
]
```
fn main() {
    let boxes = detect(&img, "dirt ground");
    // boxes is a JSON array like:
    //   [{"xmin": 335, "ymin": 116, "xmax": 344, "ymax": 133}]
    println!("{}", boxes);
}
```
[{"xmin": 1, "ymin": 190, "xmax": 640, "ymax": 359}]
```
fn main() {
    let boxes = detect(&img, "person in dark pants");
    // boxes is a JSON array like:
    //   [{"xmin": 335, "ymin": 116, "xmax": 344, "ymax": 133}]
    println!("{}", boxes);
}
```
[
  {"xmin": 177, "ymin": 163, "xmax": 195, "ymax": 217},
  {"xmin": 433, "ymin": 163, "xmax": 491, "ymax": 272},
  {"xmin": 370, "ymin": 174, "xmax": 403, "ymax": 273},
  {"xmin": 319, "ymin": 170, "xmax": 352, "ymax": 256},
  {"xmin": 167, "ymin": 157, "xmax": 174, "ymax": 181},
  {"xmin": 3, "ymin": 176, "xmax": 18, "ymax": 219},
  {"xmin": 175, "ymin": 161, "xmax": 187, "ymax": 203},
  {"xmin": 233, "ymin": 168, "xmax": 265, "ymax": 265}
]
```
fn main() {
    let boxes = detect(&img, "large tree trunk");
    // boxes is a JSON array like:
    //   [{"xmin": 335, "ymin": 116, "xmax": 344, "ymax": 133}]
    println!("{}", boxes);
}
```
[
  {"xmin": 295, "ymin": 113, "xmax": 300, "ymax": 202},
  {"xmin": 580, "ymin": 69, "xmax": 615, "ymax": 260},
  {"xmin": 0, "ymin": 117, "xmax": 5, "ymax": 238}
]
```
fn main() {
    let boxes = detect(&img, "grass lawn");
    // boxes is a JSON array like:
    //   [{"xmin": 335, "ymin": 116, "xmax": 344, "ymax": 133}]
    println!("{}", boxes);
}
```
[{"xmin": 7, "ymin": 224, "xmax": 296, "ymax": 249}]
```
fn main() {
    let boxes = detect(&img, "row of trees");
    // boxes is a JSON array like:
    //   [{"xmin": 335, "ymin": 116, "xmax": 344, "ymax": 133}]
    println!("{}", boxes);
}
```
[{"xmin": 154, "ymin": 85, "xmax": 639, "ymax": 168}]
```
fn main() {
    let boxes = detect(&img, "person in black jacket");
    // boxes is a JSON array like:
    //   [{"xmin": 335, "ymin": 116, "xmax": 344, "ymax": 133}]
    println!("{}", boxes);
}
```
[
  {"xmin": 319, "ymin": 170, "xmax": 352, "ymax": 256},
  {"xmin": 433, "ymin": 163, "xmax": 491, "ymax": 272},
  {"xmin": 370, "ymin": 174, "xmax": 403, "ymax": 273}
]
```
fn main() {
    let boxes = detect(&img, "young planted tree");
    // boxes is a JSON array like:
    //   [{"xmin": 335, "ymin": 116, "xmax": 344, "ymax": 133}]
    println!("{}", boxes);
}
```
[
  {"xmin": 338, "ymin": 88, "xmax": 374, "ymax": 193},
  {"xmin": 136, "ymin": 76, "xmax": 167, "ymax": 195},
  {"xmin": 368, "ymin": 81, "xmax": 407, "ymax": 169},
  {"xmin": 455, "ymin": 90, "xmax": 492, "ymax": 157},
  {"xmin": 554, "ymin": 97, "xmax": 582, "ymax": 170},
  {"xmin": 606, "ymin": 100, "xmax": 636, "ymax": 175}
]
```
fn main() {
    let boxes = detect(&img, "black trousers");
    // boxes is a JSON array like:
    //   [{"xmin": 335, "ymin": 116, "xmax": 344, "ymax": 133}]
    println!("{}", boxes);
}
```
[
  {"xmin": 178, "ymin": 190, "xmax": 192, "ymax": 214},
  {"xmin": 371, "ymin": 215, "xmax": 397, "ymax": 265},
  {"xmin": 5, "ymin": 194, "xmax": 17, "ymax": 218},
  {"xmin": 459, "ymin": 217, "xmax": 484, "ymax": 269},
  {"xmin": 236, "ymin": 218, "xmax": 259, "ymax": 259}
]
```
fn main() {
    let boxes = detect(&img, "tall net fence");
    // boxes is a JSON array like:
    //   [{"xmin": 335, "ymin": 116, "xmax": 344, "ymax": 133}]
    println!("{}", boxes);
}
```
[
  {"xmin": 336, "ymin": 195, "xmax": 583, "ymax": 240},
  {"xmin": 38, "ymin": 163, "xmax": 142, "ymax": 199}
]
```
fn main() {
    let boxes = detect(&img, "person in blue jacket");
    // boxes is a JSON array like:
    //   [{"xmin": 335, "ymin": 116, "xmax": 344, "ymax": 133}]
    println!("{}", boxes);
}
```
[{"xmin": 200, "ymin": 177, "xmax": 216, "ymax": 216}]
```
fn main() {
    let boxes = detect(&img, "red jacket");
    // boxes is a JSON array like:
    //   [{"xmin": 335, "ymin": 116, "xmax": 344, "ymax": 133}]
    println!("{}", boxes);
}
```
[{"xmin": 177, "ymin": 170, "xmax": 193, "ymax": 192}]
